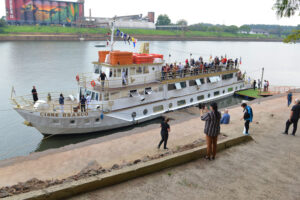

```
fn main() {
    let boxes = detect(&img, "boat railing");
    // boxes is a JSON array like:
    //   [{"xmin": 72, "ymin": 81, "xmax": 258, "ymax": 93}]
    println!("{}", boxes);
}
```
[
  {"xmin": 11, "ymin": 91, "xmax": 114, "ymax": 113},
  {"xmin": 78, "ymin": 64, "xmax": 239, "ymax": 90}
]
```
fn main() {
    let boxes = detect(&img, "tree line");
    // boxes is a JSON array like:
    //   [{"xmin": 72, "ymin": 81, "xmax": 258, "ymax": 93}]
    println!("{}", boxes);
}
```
[{"xmin": 156, "ymin": 14, "xmax": 299, "ymax": 36}]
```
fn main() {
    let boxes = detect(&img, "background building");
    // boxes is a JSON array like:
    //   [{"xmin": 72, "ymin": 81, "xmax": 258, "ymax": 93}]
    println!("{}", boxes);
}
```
[
  {"xmin": 5, "ymin": 0, "xmax": 84, "ymax": 25},
  {"xmin": 84, "ymin": 12, "xmax": 156, "ymax": 29}
]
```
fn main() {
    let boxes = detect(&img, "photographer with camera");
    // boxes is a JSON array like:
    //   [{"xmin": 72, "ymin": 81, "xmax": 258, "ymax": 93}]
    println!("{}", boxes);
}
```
[{"xmin": 200, "ymin": 102, "xmax": 221, "ymax": 160}]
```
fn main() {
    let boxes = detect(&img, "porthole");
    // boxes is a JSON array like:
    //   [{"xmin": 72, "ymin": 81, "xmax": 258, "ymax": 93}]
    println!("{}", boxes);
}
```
[
  {"xmin": 208, "ymin": 93, "xmax": 211, "ymax": 98},
  {"xmin": 190, "ymin": 98, "xmax": 194, "ymax": 103},
  {"xmin": 169, "ymin": 103, "xmax": 173, "ymax": 108},
  {"xmin": 223, "ymin": 90, "xmax": 225, "ymax": 94},
  {"xmin": 131, "ymin": 112, "xmax": 137, "ymax": 118},
  {"xmin": 143, "ymin": 109, "xmax": 148, "ymax": 115}
]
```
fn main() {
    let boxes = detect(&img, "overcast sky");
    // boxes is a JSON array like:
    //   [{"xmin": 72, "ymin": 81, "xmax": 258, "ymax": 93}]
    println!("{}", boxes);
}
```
[{"xmin": 1, "ymin": 0, "xmax": 299, "ymax": 26}]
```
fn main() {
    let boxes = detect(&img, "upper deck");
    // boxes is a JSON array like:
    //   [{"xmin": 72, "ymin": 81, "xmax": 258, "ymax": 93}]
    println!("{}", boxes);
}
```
[{"xmin": 78, "ymin": 61, "xmax": 241, "ymax": 92}]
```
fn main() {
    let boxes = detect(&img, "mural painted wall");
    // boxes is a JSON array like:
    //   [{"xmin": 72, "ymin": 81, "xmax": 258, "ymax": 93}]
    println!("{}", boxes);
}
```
[{"xmin": 6, "ymin": 0, "xmax": 84, "ymax": 24}]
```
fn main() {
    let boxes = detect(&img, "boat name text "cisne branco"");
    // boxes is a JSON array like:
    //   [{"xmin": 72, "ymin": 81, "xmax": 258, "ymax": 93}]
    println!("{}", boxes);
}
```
[{"xmin": 40, "ymin": 112, "xmax": 89, "ymax": 117}]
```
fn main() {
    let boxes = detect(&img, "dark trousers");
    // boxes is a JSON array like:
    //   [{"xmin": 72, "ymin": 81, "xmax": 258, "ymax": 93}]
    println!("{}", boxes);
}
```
[
  {"xmin": 81, "ymin": 104, "xmax": 86, "ymax": 112},
  {"xmin": 285, "ymin": 119, "xmax": 298, "ymax": 135},
  {"xmin": 245, "ymin": 120, "xmax": 250, "ymax": 133},
  {"xmin": 158, "ymin": 132, "xmax": 168, "ymax": 149}
]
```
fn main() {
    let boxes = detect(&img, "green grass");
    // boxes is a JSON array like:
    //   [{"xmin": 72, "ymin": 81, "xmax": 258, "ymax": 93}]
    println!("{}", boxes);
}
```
[
  {"xmin": 236, "ymin": 89, "xmax": 264, "ymax": 98},
  {"xmin": 0, "ymin": 25, "xmax": 282, "ymax": 40}
]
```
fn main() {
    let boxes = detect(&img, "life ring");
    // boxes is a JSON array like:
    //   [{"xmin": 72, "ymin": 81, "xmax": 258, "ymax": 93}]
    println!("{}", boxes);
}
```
[
  {"xmin": 91, "ymin": 80, "xmax": 96, "ymax": 87},
  {"xmin": 76, "ymin": 75, "xmax": 80, "ymax": 82}
]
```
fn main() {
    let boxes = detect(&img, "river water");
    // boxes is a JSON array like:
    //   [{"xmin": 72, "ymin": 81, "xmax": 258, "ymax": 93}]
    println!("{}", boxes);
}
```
[{"xmin": 0, "ymin": 41, "xmax": 299, "ymax": 160}]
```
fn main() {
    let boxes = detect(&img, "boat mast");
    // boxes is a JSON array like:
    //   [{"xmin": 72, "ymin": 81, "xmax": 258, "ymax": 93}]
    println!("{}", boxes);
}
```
[{"xmin": 110, "ymin": 18, "xmax": 116, "ymax": 51}]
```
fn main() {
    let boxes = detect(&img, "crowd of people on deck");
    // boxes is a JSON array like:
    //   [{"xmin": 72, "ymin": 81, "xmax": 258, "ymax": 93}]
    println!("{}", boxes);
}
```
[{"xmin": 161, "ymin": 56, "xmax": 240, "ymax": 80}]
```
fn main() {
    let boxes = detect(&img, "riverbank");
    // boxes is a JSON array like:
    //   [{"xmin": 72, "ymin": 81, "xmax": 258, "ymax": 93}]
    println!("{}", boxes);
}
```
[
  {"xmin": 70, "ymin": 94, "xmax": 300, "ymax": 200},
  {"xmin": 0, "ymin": 33, "xmax": 283, "ymax": 42},
  {"xmin": 0, "ymin": 93, "xmax": 299, "ymax": 199}
]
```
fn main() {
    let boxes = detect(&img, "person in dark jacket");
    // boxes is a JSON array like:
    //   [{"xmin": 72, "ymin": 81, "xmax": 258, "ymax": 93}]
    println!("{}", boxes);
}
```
[
  {"xmin": 283, "ymin": 99, "xmax": 300, "ymax": 136},
  {"xmin": 158, "ymin": 118, "xmax": 170, "ymax": 150},
  {"xmin": 201, "ymin": 102, "xmax": 221, "ymax": 160},
  {"xmin": 80, "ymin": 95, "xmax": 86, "ymax": 112},
  {"xmin": 59, "ymin": 94, "xmax": 64, "ymax": 113},
  {"xmin": 241, "ymin": 103, "xmax": 253, "ymax": 135},
  {"xmin": 32, "ymin": 86, "xmax": 38, "ymax": 103}
]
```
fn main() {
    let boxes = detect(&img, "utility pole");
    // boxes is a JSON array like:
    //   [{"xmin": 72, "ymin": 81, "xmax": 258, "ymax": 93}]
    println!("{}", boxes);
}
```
[{"xmin": 258, "ymin": 67, "xmax": 264, "ymax": 104}]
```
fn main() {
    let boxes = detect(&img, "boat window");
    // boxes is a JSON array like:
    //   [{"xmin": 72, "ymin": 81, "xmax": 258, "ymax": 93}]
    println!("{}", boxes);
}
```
[
  {"xmin": 95, "ymin": 66, "xmax": 100, "ymax": 74},
  {"xmin": 153, "ymin": 105, "xmax": 164, "ymax": 113},
  {"xmin": 180, "ymin": 81, "xmax": 187, "ymax": 88},
  {"xmin": 207, "ymin": 77, "xmax": 211, "ymax": 83},
  {"xmin": 91, "ymin": 92, "xmax": 96, "ymax": 100},
  {"xmin": 117, "ymin": 69, "xmax": 122, "ymax": 77},
  {"xmin": 109, "ymin": 69, "xmax": 113, "ymax": 78},
  {"xmin": 169, "ymin": 103, "xmax": 173, "ymax": 108},
  {"xmin": 168, "ymin": 84, "xmax": 176, "ymax": 91},
  {"xmin": 130, "ymin": 90, "xmax": 139, "ymax": 97},
  {"xmin": 197, "ymin": 95, "xmax": 204, "ymax": 101},
  {"xmin": 175, "ymin": 83, "xmax": 182, "ymax": 90},
  {"xmin": 85, "ymin": 90, "xmax": 92, "ymax": 96},
  {"xmin": 130, "ymin": 67, "xmax": 136, "ymax": 76},
  {"xmin": 70, "ymin": 120, "xmax": 75, "ymax": 124},
  {"xmin": 113, "ymin": 69, "xmax": 117, "ymax": 77},
  {"xmin": 200, "ymin": 79, "xmax": 205, "ymax": 84},
  {"xmin": 177, "ymin": 100, "xmax": 186, "ymax": 106},
  {"xmin": 196, "ymin": 79, "xmax": 202, "ymax": 86},
  {"xmin": 145, "ymin": 87, "xmax": 153, "ymax": 95},
  {"xmin": 136, "ymin": 66, "xmax": 143, "ymax": 75},
  {"xmin": 228, "ymin": 87, "xmax": 233, "ymax": 92},
  {"xmin": 214, "ymin": 91, "xmax": 220, "ymax": 96},
  {"xmin": 189, "ymin": 80, "xmax": 197, "ymax": 86},
  {"xmin": 96, "ymin": 93, "xmax": 99, "ymax": 101},
  {"xmin": 143, "ymin": 109, "xmax": 148, "ymax": 115},
  {"xmin": 143, "ymin": 66, "xmax": 149, "ymax": 74},
  {"xmin": 190, "ymin": 98, "xmax": 194, "ymax": 103},
  {"xmin": 95, "ymin": 118, "xmax": 100, "ymax": 122},
  {"xmin": 208, "ymin": 93, "xmax": 211, "ymax": 98},
  {"xmin": 209, "ymin": 76, "xmax": 221, "ymax": 83},
  {"xmin": 222, "ymin": 73, "xmax": 233, "ymax": 80}
]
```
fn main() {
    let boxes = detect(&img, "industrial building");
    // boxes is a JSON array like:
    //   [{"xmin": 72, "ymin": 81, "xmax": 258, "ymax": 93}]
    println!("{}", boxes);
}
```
[
  {"xmin": 84, "ymin": 12, "xmax": 156, "ymax": 29},
  {"xmin": 5, "ymin": 0, "xmax": 84, "ymax": 25}
]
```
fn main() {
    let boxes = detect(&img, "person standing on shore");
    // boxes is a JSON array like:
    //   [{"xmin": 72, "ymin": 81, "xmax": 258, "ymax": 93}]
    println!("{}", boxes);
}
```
[
  {"xmin": 283, "ymin": 99, "xmax": 300, "ymax": 136},
  {"xmin": 31, "ymin": 86, "xmax": 38, "ymax": 103},
  {"xmin": 287, "ymin": 92, "xmax": 293, "ymax": 107},
  {"xmin": 241, "ymin": 103, "xmax": 253, "ymax": 135},
  {"xmin": 158, "ymin": 118, "xmax": 170, "ymax": 150},
  {"xmin": 200, "ymin": 102, "xmax": 221, "ymax": 160},
  {"xmin": 258, "ymin": 79, "xmax": 261, "ymax": 90},
  {"xmin": 253, "ymin": 80, "xmax": 257, "ymax": 90}
]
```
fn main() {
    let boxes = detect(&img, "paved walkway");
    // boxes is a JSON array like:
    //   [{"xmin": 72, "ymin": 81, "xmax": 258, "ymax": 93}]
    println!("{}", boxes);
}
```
[{"xmin": 69, "ymin": 95, "xmax": 300, "ymax": 200}]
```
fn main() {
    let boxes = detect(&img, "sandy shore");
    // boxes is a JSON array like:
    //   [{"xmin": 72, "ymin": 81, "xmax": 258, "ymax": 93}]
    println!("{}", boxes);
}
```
[{"xmin": 69, "ymin": 94, "xmax": 300, "ymax": 200}]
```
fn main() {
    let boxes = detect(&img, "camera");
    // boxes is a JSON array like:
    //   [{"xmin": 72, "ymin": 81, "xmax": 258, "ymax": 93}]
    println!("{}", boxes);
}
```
[{"xmin": 198, "ymin": 103, "xmax": 205, "ymax": 110}]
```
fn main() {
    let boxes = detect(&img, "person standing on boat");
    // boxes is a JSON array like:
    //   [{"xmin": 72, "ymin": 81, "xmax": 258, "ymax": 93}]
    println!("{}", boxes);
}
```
[
  {"xmin": 100, "ymin": 72, "xmax": 107, "ymax": 90},
  {"xmin": 80, "ymin": 95, "xmax": 86, "ymax": 112},
  {"xmin": 32, "ymin": 86, "xmax": 38, "ymax": 103},
  {"xmin": 59, "ymin": 94, "xmax": 64, "ymax": 113},
  {"xmin": 241, "ymin": 103, "xmax": 253, "ymax": 135},
  {"xmin": 200, "ymin": 102, "xmax": 221, "ymax": 160},
  {"xmin": 158, "ymin": 118, "xmax": 170, "ymax": 150}
]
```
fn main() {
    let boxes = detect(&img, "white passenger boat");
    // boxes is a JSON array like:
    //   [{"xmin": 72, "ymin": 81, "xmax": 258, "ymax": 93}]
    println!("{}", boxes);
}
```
[{"xmin": 11, "ymin": 21, "xmax": 246, "ymax": 135}]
